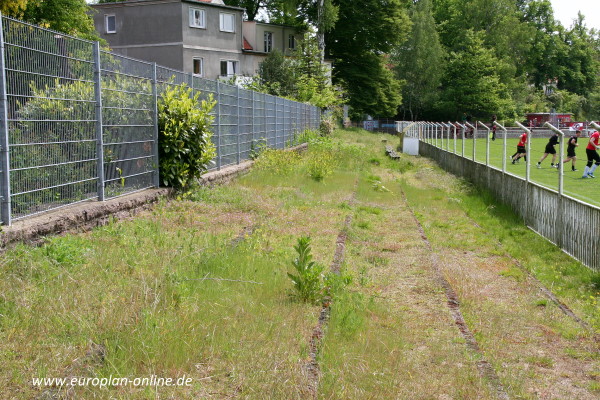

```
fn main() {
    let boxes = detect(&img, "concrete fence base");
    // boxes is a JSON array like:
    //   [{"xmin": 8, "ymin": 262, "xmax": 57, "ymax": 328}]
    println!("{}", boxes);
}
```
[{"xmin": 0, "ymin": 142, "xmax": 309, "ymax": 249}]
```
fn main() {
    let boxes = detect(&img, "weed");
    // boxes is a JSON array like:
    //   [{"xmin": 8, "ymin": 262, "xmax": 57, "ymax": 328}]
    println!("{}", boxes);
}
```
[
  {"xmin": 525, "ymin": 355, "xmax": 554, "ymax": 369},
  {"xmin": 356, "ymin": 220, "xmax": 371, "ymax": 230},
  {"xmin": 254, "ymin": 148, "xmax": 302, "ymax": 175},
  {"xmin": 287, "ymin": 236, "xmax": 325, "ymax": 304},
  {"xmin": 534, "ymin": 299, "xmax": 549, "ymax": 307},
  {"xmin": 499, "ymin": 266, "xmax": 526, "ymax": 282}
]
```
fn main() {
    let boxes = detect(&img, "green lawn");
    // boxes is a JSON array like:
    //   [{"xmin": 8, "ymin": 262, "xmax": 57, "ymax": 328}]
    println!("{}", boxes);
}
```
[{"xmin": 424, "ymin": 136, "xmax": 600, "ymax": 207}]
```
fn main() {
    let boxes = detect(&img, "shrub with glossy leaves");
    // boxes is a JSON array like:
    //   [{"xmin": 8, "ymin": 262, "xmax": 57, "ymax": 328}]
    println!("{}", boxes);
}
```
[{"xmin": 158, "ymin": 84, "xmax": 216, "ymax": 190}]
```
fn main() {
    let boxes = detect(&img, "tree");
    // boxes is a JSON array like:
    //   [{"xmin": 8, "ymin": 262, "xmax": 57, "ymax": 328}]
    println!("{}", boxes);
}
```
[
  {"xmin": 0, "ymin": 0, "xmax": 29, "ymax": 18},
  {"xmin": 256, "ymin": 49, "xmax": 296, "ymax": 96},
  {"xmin": 438, "ymin": 30, "xmax": 514, "ymax": 119},
  {"xmin": 21, "ymin": 0, "xmax": 100, "ymax": 41},
  {"xmin": 223, "ymin": 0, "xmax": 273, "ymax": 21},
  {"xmin": 559, "ymin": 13, "xmax": 599, "ymax": 96},
  {"xmin": 325, "ymin": 0, "xmax": 410, "ymax": 117},
  {"xmin": 393, "ymin": 0, "xmax": 445, "ymax": 120}
]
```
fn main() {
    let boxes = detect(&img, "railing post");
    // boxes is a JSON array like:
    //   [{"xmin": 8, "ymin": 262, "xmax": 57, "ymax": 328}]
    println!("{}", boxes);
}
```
[
  {"xmin": 0, "ymin": 14, "xmax": 12, "ymax": 225},
  {"xmin": 93, "ymin": 41, "xmax": 105, "ymax": 201},
  {"xmin": 216, "ymin": 81, "xmax": 221, "ymax": 170},
  {"xmin": 515, "ymin": 121, "xmax": 532, "ymax": 184},
  {"xmin": 477, "ymin": 121, "xmax": 490, "ymax": 166},
  {"xmin": 457, "ymin": 122, "xmax": 466, "ymax": 157},
  {"xmin": 466, "ymin": 121, "xmax": 476, "ymax": 161},
  {"xmin": 152, "ymin": 62, "xmax": 160, "ymax": 187},
  {"xmin": 495, "ymin": 121, "xmax": 507, "ymax": 173}
]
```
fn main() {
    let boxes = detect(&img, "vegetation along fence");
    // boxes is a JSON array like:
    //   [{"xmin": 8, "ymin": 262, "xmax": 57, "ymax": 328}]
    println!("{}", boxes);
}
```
[
  {"xmin": 0, "ymin": 15, "xmax": 320, "ymax": 225},
  {"xmin": 408, "ymin": 121, "xmax": 600, "ymax": 271}
]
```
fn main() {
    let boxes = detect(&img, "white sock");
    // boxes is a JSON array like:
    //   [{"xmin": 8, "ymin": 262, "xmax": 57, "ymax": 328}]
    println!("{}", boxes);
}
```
[
  {"xmin": 583, "ymin": 166, "xmax": 590, "ymax": 177},
  {"xmin": 590, "ymin": 164, "xmax": 598, "ymax": 174}
]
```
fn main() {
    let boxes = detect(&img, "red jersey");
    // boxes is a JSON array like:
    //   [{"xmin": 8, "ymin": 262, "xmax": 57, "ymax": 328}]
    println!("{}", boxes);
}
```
[
  {"xmin": 517, "ymin": 133, "xmax": 527, "ymax": 147},
  {"xmin": 586, "ymin": 131, "xmax": 600, "ymax": 150}
]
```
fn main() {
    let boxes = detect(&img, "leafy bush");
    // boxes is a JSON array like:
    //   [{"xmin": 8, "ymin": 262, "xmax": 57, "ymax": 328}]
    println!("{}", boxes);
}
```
[
  {"xmin": 288, "ymin": 236, "xmax": 325, "ymax": 304},
  {"xmin": 295, "ymin": 129, "xmax": 320, "ymax": 145},
  {"xmin": 158, "ymin": 84, "xmax": 216, "ymax": 190},
  {"xmin": 320, "ymin": 117, "xmax": 336, "ymax": 136}
]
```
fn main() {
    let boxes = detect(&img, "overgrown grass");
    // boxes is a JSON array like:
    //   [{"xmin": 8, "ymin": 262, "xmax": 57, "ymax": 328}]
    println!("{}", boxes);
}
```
[{"xmin": 0, "ymin": 128, "xmax": 598, "ymax": 399}]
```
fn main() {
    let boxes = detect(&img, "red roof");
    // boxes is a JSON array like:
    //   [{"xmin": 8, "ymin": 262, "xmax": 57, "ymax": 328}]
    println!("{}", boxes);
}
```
[{"xmin": 243, "ymin": 36, "xmax": 253, "ymax": 50}]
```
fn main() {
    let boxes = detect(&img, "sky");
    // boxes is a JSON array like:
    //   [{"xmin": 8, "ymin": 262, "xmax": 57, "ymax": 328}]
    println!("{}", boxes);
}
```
[{"xmin": 550, "ymin": 0, "xmax": 600, "ymax": 30}]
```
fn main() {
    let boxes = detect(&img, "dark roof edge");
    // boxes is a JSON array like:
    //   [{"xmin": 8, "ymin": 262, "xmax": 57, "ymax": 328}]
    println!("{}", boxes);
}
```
[{"xmin": 91, "ymin": 0, "xmax": 245, "ymax": 12}]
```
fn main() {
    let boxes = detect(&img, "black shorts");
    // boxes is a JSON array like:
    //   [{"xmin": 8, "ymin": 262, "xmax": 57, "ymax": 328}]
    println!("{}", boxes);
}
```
[
  {"xmin": 544, "ymin": 144, "xmax": 556, "ymax": 154},
  {"xmin": 516, "ymin": 146, "xmax": 526, "ymax": 154},
  {"xmin": 586, "ymin": 148, "xmax": 600, "ymax": 163},
  {"xmin": 567, "ymin": 148, "xmax": 576, "ymax": 158}
]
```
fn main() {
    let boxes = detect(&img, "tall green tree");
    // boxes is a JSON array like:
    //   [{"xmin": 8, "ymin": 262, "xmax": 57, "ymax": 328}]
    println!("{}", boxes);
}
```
[
  {"xmin": 256, "ymin": 49, "xmax": 296, "ymax": 96},
  {"xmin": 559, "ymin": 13, "xmax": 599, "ymax": 96},
  {"xmin": 326, "ymin": 0, "xmax": 410, "ymax": 117},
  {"xmin": 393, "ymin": 0, "xmax": 444, "ymax": 120},
  {"xmin": 438, "ymin": 30, "xmax": 514, "ymax": 119},
  {"xmin": 22, "ymin": 0, "xmax": 99, "ymax": 40}
]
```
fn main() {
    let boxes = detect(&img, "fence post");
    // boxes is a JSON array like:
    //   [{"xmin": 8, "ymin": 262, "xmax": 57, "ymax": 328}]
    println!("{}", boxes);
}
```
[
  {"xmin": 466, "ymin": 121, "xmax": 476, "ymax": 161},
  {"xmin": 275, "ymin": 96, "xmax": 279, "ymax": 149},
  {"xmin": 93, "ymin": 41, "xmax": 105, "ymax": 201},
  {"xmin": 251, "ymin": 90, "xmax": 255, "ymax": 147},
  {"xmin": 236, "ymin": 85, "xmax": 240, "ymax": 164},
  {"xmin": 495, "ymin": 121, "xmax": 507, "ymax": 173},
  {"xmin": 152, "ymin": 63, "xmax": 160, "ymax": 187},
  {"xmin": 216, "ymin": 81, "xmax": 221, "ymax": 170},
  {"xmin": 544, "ymin": 122, "xmax": 565, "ymax": 246},
  {"xmin": 0, "ymin": 14, "xmax": 12, "ymax": 225},
  {"xmin": 515, "ymin": 122, "xmax": 532, "ymax": 182},
  {"xmin": 477, "ymin": 121, "xmax": 490, "ymax": 166}
]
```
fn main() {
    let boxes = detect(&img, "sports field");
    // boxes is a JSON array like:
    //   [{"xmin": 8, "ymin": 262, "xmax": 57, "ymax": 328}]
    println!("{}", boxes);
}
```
[{"xmin": 424, "ymin": 136, "xmax": 600, "ymax": 207}]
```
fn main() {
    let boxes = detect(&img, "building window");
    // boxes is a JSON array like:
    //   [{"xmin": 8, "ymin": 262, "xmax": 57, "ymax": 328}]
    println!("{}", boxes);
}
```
[
  {"xmin": 189, "ymin": 8, "xmax": 205, "ymax": 29},
  {"xmin": 288, "ymin": 34, "xmax": 295, "ymax": 49},
  {"xmin": 220, "ymin": 13, "xmax": 235, "ymax": 32},
  {"xmin": 105, "ymin": 15, "xmax": 116, "ymax": 34},
  {"xmin": 220, "ymin": 60, "xmax": 238, "ymax": 77},
  {"xmin": 264, "ymin": 32, "xmax": 273, "ymax": 53},
  {"xmin": 193, "ymin": 58, "xmax": 203, "ymax": 77}
]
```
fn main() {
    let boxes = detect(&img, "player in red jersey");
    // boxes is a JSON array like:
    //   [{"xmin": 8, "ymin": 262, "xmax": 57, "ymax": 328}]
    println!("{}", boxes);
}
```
[
  {"xmin": 583, "ymin": 130, "xmax": 600, "ymax": 178},
  {"xmin": 511, "ymin": 132, "xmax": 527, "ymax": 164}
]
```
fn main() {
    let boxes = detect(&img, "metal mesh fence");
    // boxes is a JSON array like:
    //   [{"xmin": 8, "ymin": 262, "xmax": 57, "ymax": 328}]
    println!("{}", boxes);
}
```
[{"xmin": 0, "ymin": 15, "xmax": 320, "ymax": 225}]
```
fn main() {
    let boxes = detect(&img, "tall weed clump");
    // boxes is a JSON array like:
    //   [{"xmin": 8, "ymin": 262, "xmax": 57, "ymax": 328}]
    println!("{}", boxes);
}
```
[
  {"xmin": 158, "ymin": 84, "xmax": 216, "ymax": 190},
  {"xmin": 306, "ymin": 136, "xmax": 337, "ymax": 181},
  {"xmin": 253, "ymin": 148, "xmax": 302, "ymax": 175},
  {"xmin": 288, "ymin": 236, "xmax": 325, "ymax": 304}
]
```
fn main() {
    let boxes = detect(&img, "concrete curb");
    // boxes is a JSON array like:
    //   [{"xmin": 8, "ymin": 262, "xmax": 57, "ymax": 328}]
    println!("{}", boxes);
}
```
[{"xmin": 0, "ymin": 142, "xmax": 309, "ymax": 248}]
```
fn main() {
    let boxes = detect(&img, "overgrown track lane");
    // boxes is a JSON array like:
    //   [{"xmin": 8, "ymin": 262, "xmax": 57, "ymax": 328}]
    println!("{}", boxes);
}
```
[
  {"xmin": 305, "ymin": 179, "xmax": 358, "ymax": 399},
  {"xmin": 398, "ymin": 187, "xmax": 510, "ymax": 400}
]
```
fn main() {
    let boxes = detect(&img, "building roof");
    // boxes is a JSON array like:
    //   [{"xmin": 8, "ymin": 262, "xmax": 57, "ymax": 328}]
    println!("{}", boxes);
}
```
[
  {"xmin": 92, "ymin": 0, "xmax": 244, "ymax": 11},
  {"xmin": 243, "ymin": 36, "xmax": 253, "ymax": 50}
]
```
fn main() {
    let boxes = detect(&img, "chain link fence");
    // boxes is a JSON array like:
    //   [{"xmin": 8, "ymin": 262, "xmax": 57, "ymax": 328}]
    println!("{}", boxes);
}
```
[{"xmin": 0, "ymin": 15, "xmax": 320, "ymax": 225}]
